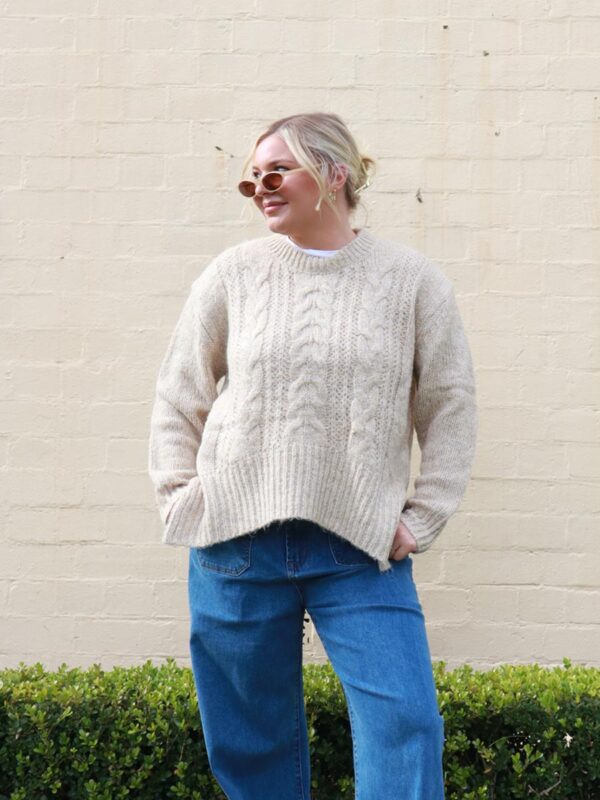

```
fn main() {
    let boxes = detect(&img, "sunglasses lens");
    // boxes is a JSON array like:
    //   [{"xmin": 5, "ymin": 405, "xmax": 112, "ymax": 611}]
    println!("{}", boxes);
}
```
[
  {"xmin": 238, "ymin": 171, "xmax": 286, "ymax": 197},
  {"xmin": 238, "ymin": 181, "xmax": 256, "ymax": 197},
  {"xmin": 262, "ymin": 173, "xmax": 283, "ymax": 191}
]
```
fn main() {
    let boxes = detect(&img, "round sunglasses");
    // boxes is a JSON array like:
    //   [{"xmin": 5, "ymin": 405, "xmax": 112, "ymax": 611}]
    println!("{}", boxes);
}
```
[{"xmin": 237, "ymin": 166, "xmax": 307, "ymax": 198}]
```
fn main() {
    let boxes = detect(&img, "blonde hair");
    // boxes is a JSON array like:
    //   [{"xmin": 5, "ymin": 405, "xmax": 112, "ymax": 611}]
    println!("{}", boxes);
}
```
[{"xmin": 239, "ymin": 112, "xmax": 376, "ymax": 222}]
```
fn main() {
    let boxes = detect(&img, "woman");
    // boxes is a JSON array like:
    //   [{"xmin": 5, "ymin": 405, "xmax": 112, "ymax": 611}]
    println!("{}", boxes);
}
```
[{"xmin": 148, "ymin": 112, "xmax": 477, "ymax": 799}]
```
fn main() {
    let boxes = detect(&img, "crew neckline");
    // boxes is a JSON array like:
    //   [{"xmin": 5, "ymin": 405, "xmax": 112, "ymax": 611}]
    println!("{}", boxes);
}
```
[
  {"xmin": 287, "ymin": 236, "xmax": 340, "ymax": 256},
  {"xmin": 266, "ymin": 228, "xmax": 377, "ymax": 273}
]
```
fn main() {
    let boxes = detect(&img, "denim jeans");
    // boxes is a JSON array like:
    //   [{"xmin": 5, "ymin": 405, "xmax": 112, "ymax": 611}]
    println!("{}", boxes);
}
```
[{"xmin": 187, "ymin": 518, "xmax": 445, "ymax": 800}]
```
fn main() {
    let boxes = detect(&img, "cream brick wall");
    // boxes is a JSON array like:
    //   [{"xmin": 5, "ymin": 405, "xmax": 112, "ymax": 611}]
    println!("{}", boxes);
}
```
[{"xmin": 1, "ymin": 1, "xmax": 599, "ymax": 672}]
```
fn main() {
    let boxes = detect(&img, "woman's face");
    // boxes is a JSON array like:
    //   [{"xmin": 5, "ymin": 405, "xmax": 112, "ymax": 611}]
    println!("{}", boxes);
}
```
[{"xmin": 250, "ymin": 134, "xmax": 334, "ymax": 238}]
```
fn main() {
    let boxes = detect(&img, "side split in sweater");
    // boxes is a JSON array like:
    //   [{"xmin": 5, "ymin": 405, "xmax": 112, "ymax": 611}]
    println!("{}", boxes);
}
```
[{"xmin": 148, "ymin": 227, "xmax": 478, "ymax": 572}]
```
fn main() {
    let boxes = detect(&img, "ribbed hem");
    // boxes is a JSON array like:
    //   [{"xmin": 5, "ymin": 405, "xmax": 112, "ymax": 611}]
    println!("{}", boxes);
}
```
[
  {"xmin": 162, "ymin": 444, "xmax": 403, "ymax": 573},
  {"xmin": 266, "ymin": 227, "xmax": 378, "ymax": 273}
]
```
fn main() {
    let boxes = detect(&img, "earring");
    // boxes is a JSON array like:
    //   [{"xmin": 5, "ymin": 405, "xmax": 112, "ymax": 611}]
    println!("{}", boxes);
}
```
[{"xmin": 327, "ymin": 189, "xmax": 337, "ymax": 203}]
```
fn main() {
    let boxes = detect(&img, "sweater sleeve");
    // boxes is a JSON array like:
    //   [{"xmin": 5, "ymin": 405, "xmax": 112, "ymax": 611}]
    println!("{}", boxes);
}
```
[
  {"xmin": 148, "ymin": 257, "xmax": 228, "ymax": 528},
  {"xmin": 400, "ymin": 282, "xmax": 478, "ymax": 553}
]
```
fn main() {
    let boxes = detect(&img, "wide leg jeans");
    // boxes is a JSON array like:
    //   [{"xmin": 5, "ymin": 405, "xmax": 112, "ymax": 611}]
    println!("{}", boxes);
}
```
[{"xmin": 187, "ymin": 517, "xmax": 446, "ymax": 799}]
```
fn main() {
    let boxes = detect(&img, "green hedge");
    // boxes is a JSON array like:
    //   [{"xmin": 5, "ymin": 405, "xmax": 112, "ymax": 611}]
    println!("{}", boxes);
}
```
[{"xmin": 0, "ymin": 657, "xmax": 598, "ymax": 799}]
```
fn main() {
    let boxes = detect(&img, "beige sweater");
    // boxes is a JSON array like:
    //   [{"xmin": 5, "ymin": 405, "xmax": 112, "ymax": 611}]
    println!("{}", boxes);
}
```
[{"xmin": 148, "ymin": 228, "xmax": 478, "ymax": 572}]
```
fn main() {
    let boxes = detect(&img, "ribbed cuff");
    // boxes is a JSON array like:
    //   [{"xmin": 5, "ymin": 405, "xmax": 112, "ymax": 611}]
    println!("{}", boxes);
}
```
[
  {"xmin": 161, "ymin": 476, "xmax": 205, "ymax": 544},
  {"xmin": 399, "ymin": 508, "xmax": 447, "ymax": 554}
]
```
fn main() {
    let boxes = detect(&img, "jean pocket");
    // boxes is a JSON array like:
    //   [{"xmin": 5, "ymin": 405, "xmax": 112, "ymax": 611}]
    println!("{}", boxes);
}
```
[
  {"xmin": 327, "ymin": 531, "xmax": 375, "ymax": 566},
  {"xmin": 194, "ymin": 533, "xmax": 253, "ymax": 576}
]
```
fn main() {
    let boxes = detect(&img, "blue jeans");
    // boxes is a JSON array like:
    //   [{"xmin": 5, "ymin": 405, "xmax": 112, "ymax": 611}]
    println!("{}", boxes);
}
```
[{"xmin": 187, "ymin": 518, "xmax": 445, "ymax": 800}]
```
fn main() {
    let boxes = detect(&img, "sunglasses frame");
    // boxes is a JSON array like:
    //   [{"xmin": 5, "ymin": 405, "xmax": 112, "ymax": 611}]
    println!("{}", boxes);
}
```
[{"xmin": 237, "ymin": 166, "xmax": 307, "ymax": 198}]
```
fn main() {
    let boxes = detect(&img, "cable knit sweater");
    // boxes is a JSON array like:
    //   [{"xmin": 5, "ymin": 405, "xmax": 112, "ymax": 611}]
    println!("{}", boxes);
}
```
[{"xmin": 148, "ymin": 227, "xmax": 478, "ymax": 572}]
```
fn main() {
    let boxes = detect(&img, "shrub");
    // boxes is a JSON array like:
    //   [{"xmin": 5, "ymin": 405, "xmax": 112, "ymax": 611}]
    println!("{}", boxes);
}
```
[{"xmin": 0, "ymin": 657, "xmax": 598, "ymax": 799}]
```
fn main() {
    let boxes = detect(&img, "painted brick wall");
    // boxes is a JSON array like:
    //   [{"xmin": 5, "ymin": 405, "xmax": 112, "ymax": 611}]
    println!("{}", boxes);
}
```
[{"xmin": 1, "ymin": 0, "xmax": 599, "ymax": 671}]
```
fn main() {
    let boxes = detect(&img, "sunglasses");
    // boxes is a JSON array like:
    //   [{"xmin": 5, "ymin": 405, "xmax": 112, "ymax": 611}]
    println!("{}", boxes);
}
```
[{"xmin": 237, "ymin": 166, "xmax": 307, "ymax": 198}]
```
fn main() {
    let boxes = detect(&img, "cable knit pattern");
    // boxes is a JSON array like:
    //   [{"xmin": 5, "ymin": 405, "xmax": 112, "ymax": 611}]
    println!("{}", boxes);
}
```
[
  {"xmin": 284, "ymin": 274, "xmax": 331, "ymax": 441},
  {"xmin": 350, "ymin": 258, "xmax": 398, "ymax": 464},
  {"xmin": 228, "ymin": 263, "xmax": 271, "ymax": 460},
  {"xmin": 148, "ymin": 228, "xmax": 478, "ymax": 572}
]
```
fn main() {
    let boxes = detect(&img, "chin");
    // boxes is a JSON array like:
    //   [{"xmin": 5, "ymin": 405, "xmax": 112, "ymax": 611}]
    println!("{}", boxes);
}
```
[{"xmin": 265, "ymin": 217, "xmax": 289, "ymax": 232}]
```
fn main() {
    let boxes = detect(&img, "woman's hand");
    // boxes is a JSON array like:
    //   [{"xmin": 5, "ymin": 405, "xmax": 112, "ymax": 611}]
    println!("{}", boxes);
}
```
[{"xmin": 389, "ymin": 520, "xmax": 418, "ymax": 561}]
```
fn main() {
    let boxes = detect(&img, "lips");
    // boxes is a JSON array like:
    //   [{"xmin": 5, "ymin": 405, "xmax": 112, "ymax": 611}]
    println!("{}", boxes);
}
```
[{"xmin": 263, "ymin": 202, "xmax": 286, "ymax": 211}]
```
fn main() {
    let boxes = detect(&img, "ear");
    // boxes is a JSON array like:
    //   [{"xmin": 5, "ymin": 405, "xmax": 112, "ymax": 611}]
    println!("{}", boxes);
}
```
[{"xmin": 328, "ymin": 162, "xmax": 349, "ymax": 191}]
